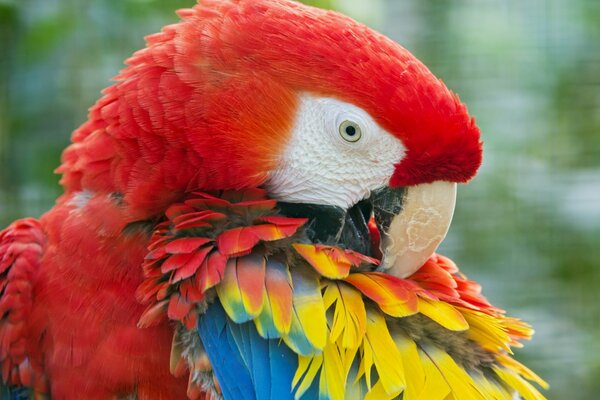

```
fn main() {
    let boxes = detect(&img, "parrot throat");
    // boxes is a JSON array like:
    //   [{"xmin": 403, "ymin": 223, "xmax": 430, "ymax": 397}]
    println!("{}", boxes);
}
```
[{"xmin": 276, "ymin": 187, "xmax": 406, "ymax": 257}]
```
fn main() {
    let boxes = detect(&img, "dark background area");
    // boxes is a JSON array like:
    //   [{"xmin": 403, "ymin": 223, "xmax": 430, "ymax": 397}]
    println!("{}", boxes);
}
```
[{"xmin": 1, "ymin": 1, "xmax": 599, "ymax": 398}]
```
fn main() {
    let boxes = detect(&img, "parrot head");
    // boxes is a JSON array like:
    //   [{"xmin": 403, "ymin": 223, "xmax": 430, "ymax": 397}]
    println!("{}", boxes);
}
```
[
  {"xmin": 185, "ymin": 0, "xmax": 482, "ymax": 277},
  {"xmin": 63, "ymin": 0, "xmax": 482, "ymax": 278}
]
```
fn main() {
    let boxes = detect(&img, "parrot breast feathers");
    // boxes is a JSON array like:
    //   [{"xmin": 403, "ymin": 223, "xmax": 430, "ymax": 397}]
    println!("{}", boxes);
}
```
[{"xmin": 137, "ymin": 188, "xmax": 547, "ymax": 400}]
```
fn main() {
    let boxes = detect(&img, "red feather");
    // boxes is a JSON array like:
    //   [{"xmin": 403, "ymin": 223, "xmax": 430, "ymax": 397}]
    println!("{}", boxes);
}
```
[
  {"xmin": 165, "ymin": 237, "xmax": 212, "ymax": 254},
  {"xmin": 172, "ymin": 246, "xmax": 214, "ymax": 283},
  {"xmin": 197, "ymin": 250, "xmax": 228, "ymax": 292},
  {"xmin": 56, "ymin": 0, "xmax": 481, "ymax": 220}
]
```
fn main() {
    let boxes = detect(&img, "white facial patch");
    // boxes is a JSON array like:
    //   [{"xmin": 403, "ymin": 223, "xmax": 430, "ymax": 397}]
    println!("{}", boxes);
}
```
[{"xmin": 266, "ymin": 94, "xmax": 406, "ymax": 208}]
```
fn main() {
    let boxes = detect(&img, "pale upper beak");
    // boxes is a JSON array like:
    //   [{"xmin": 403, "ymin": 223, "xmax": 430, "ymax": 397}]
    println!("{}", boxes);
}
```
[{"xmin": 373, "ymin": 181, "xmax": 457, "ymax": 278}]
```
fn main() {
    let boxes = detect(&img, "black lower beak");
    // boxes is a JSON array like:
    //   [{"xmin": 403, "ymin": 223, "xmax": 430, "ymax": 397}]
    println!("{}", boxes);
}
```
[
  {"xmin": 370, "ymin": 187, "xmax": 407, "ymax": 237},
  {"xmin": 278, "ymin": 182, "xmax": 456, "ymax": 278},
  {"xmin": 276, "ymin": 187, "xmax": 406, "ymax": 258},
  {"xmin": 277, "ymin": 198, "xmax": 374, "ymax": 256}
]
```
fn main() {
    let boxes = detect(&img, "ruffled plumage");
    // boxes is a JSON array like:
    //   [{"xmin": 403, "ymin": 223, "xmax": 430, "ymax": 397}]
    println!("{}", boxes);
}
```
[
  {"xmin": 138, "ymin": 189, "xmax": 547, "ymax": 400},
  {"xmin": 0, "ymin": 219, "xmax": 48, "ymax": 395}
]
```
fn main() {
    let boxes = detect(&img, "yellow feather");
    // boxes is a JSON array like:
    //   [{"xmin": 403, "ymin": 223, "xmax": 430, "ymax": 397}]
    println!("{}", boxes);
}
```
[
  {"xmin": 344, "ymin": 273, "xmax": 419, "ymax": 318},
  {"xmin": 493, "ymin": 367, "xmax": 548, "ymax": 400},
  {"xmin": 215, "ymin": 259, "xmax": 248, "ymax": 323},
  {"xmin": 496, "ymin": 354, "xmax": 549, "ymax": 389},
  {"xmin": 473, "ymin": 373, "xmax": 514, "ymax": 400},
  {"xmin": 340, "ymin": 345, "xmax": 359, "ymax": 385},
  {"xmin": 344, "ymin": 379, "xmax": 367, "ymax": 399},
  {"xmin": 363, "ymin": 310, "xmax": 406, "ymax": 395},
  {"xmin": 283, "ymin": 268, "xmax": 328, "ymax": 355},
  {"xmin": 323, "ymin": 282, "xmax": 367, "ymax": 349},
  {"xmin": 254, "ymin": 259, "xmax": 293, "ymax": 338},
  {"xmin": 319, "ymin": 341, "xmax": 346, "ymax": 400},
  {"xmin": 293, "ymin": 243, "xmax": 351, "ymax": 279},
  {"xmin": 358, "ymin": 334, "xmax": 374, "ymax": 390},
  {"xmin": 292, "ymin": 356, "xmax": 311, "ymax": 389},
  {"xmin": 379, "ymin": 302, "xmax": 420, "ymax": 319},
  {"xmin": 425, "ymin": 345, "xmax": 487, "ymax": 400},
  {"xmin": 504, "ymin": 316, "xmax": 535, "ymax": 340},
  {"xmin": 364, "ymin": 379, "xmax": 401, "ymax": 400},
  {"xmin": 418, "ymin": 348, "xmax": 451, "ymax": 400},
  {"xmin": 293, "ymin": 355, "xmax": 323, "ymax": 399},
  {"xmin": 392, "ymin": 332, "xmax": 425, "ymax": 400},
  {"xmin": 345, "ymin": 359, "xmax": 368, "ymax": 399},
  {"xmin": 418, "ymin": 298, "xmax": 469, "ymax": 331},
  {"xmin": 323, "ymin": 284, "xmax": 336, "ymax": 309},
  {"xmin": 459, "ymin": 308, "xmax": 513, "ymax": 353},
  {"xmin": 254, "ymin": 292, "xmax": 275, "ymax": 339}
]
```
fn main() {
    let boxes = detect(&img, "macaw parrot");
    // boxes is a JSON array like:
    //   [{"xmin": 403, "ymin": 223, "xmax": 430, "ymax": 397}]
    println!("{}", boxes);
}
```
[{"xmin": 0, "ymin": 0, "xmax": 547, "ymax": 399}]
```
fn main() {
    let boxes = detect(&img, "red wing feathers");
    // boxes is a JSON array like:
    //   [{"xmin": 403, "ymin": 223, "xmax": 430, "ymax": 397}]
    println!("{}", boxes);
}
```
[{"xmin": 0, "ymin": 218, "xmax": 47, "ymax": 393}]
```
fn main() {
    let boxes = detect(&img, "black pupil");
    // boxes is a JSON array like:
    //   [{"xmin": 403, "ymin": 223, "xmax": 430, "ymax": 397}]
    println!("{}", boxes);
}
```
[{"xmin": 345, "ymin": 125, "xmax": 357, "ymax": 136}]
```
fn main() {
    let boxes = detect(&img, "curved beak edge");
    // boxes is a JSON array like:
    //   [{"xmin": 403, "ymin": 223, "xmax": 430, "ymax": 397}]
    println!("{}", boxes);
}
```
[{"xmin": 375, "ymin": 181, "xmax": 457, "ymax": 278}]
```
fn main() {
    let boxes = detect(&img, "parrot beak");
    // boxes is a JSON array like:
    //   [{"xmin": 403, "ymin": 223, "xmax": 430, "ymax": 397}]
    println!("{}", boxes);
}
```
[
  {"xmin": 372, "ymin": 181, "xmax": 457, "ymax": 278},
  {"xmin": 276, "ymin": 181, "xmax": 456, "ymax": 278}
]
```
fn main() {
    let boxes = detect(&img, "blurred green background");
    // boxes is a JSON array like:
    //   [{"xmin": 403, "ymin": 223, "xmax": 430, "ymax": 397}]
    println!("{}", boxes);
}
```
[{"xmin": 1, "ymin": 0, "xmax": 599, "ymax": 398}]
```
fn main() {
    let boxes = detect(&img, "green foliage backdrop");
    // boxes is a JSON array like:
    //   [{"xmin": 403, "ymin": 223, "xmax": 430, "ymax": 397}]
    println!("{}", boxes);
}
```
[{"xmin": 1, "ymin": 1, "xmax": 599, "ymax": 398}]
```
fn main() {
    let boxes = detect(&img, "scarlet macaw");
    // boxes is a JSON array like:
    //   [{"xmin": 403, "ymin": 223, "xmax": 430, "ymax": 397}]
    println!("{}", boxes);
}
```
[{"xmin": 0, "ymin": 0, "xmax": 547, "ymax": 399}]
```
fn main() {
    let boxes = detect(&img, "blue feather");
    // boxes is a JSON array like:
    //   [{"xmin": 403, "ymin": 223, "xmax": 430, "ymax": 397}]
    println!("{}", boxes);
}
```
[
  {"xmin": 198, "ymin": 301, "xmax": 255, "ymax": 400},
  {"xmin": 199, "ymin": 300, "xmax": 319, "ymax": 400},
  {"xmin": 5, "ymin": 386, "xmax": 30, "ymax": 400}
]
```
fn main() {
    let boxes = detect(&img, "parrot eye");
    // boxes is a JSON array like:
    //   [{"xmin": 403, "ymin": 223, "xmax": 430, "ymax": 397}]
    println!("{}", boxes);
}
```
[{"xmin": 339, "ymin": 120, "xmax": 362, "ymax": 143}]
